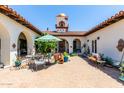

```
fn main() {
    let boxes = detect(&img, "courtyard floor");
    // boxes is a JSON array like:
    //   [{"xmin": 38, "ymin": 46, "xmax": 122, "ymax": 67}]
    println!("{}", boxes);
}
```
[{"xmin": 0, "ymin": 56, "xmax": 124, "ymax": 88}]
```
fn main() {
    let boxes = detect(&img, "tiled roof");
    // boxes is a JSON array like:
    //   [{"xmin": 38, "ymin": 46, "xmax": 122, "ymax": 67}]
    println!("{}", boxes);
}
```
[
  {"xmin": 42, "ymin": 31, "xmax": 86, "ymax": 36},
  {"xmin": 0, "ymin": 5, "xmax": 42, "ymax": 35},
  {"xmin": 84, "ymin": 10, "xmax": 124, "ymax": 36}
]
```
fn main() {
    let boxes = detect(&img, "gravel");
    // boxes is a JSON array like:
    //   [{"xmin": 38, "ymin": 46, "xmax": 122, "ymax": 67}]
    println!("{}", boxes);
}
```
[{"xmin": 0, "ymin": 56, "xmax": 123, "ymax": 88}]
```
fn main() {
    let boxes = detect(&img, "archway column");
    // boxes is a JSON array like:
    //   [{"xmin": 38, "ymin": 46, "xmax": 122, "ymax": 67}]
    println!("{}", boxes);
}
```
[
  {"xmin": 10, "ymin": 35, "xmax": 18, "ymax": 66},
  {"xmin": 68, "ymin": 39, "xmax": 73, "ymax": 54}
]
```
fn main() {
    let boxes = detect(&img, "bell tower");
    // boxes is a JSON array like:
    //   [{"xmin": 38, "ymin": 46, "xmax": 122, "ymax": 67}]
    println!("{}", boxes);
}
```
[{"xmin": 56, "ymin": 13, "xmax": 68, "ymax": 32}]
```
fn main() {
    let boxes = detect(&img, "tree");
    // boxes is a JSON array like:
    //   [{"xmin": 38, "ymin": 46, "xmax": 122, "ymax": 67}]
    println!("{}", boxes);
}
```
[{"xmin": 35, "ymin": 36, "xmax": 57, "ymax": 58}]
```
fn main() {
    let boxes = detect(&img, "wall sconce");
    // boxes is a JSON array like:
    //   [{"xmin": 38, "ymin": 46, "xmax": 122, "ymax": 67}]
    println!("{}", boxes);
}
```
[
  {"xmin": 12, "ymin": 43, "xmax": 16, "ymax": 49},
  {"xmin": 97, "ymin": 37, "xmax": 100, "ymax": 40}
]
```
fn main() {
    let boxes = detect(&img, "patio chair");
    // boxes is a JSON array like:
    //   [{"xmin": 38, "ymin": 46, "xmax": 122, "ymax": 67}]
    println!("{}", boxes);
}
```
[
  {"xmin": 32, "ymin": 59, "xmax": 46, "ymax": 71},
  {"xmin": 54, "ymin": 53, "xmax": 60, "ymax": 62},
  {"xmin": 20, "ymin": 59, "xmax": 30, "ymax": 69}
]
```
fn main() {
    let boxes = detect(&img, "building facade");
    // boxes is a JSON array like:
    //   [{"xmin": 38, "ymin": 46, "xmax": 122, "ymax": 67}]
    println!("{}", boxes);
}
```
[
  {"xmin": 44, "ymin": 12, "xmax": 124, "ymax": 64},
  {"xmin": 1, "ymin": 5, "xmax": 124, "ymax": 67},
  {"xmin": 0, "ymin": 6, "xmax": 41, "ymax": 67}
]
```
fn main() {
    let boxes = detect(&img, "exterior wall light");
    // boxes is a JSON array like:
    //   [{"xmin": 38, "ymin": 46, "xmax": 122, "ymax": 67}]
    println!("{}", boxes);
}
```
[
  {"xmin": 97, "ymin": 37, "xmax": 100, "ymax": 40},
  {"xmin": 12, "ymin": 43, "xmax": 16, "ymax": 49}
]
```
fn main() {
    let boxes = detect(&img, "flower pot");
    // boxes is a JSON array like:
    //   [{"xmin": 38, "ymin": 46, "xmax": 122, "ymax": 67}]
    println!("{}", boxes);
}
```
[{"xmin": 64, "ymin": 56, "xmax": 68, "ymax": 62}]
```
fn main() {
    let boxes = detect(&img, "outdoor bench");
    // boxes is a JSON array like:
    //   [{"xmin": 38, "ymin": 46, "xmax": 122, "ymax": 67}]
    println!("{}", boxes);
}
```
[{"xmin": 88, "ymin": 54, "xmax": 106, "ymax": 66}]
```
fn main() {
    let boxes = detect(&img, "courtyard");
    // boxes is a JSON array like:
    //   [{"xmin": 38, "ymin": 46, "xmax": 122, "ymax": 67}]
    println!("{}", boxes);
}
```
[{"xmin": 0, "ymin": 56, "xmax": 123, "ymax": 88}]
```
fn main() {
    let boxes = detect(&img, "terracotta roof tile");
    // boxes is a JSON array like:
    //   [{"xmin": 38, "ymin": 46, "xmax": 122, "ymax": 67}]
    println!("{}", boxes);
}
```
[{"xmin": 42, "ymin": 31, "xmax": 86, "ymax": 36}]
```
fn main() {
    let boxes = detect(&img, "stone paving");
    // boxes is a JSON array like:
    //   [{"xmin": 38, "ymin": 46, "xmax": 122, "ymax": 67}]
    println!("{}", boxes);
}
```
[{"xmin": 0, "ymin": 56, "xmax": 124, "ymax": 88}]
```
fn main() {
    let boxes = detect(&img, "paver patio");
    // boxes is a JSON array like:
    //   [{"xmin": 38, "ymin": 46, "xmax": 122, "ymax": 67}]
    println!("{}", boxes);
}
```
[{"xmin": 0, "ymin": 56, "xmax": 124, "ymax": 88}]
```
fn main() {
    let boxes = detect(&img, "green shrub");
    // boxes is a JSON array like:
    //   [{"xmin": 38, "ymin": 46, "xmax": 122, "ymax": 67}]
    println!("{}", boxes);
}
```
[
  {"xmin": 104, "ymin": 56, "xmax": 113, "ymax": 65},
  {"xmin": 70, "ymin": 53, "xmax": 78, "ymax": 57}
]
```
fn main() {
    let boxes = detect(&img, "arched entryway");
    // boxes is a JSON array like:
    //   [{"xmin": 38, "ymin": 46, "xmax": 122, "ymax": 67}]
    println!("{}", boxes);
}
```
[
  {"xmin": 17, "ymin": 32, "xmax": 27, "ymax": 56},
  {"xmin": 58, "ymin": 39, "xmax": 69, "ymax": 53},
  {"xmin": 73, "ymin": 39, "xmax": 81, "ymax": 53},
  {"xmin": 0, "ymin": 24, "xmax": 10, "ymax": 65}
]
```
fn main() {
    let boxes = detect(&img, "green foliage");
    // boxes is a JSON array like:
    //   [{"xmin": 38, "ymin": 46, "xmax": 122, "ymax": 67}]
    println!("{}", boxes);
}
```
[
  {"xmin": 35, "ymin": 40, "xmax": 57, "ymax": 55},
  {"xmin": 119, "ymin": 62, "xmax": 124, "ymax": 72},
  {"xmin": 104, "ymin": 56, "xmax": 113, "ymax": 65},
  {"xmin": 119, "ymin": 62, "xmax": 124, "ymax": 77},
  {"xmin": 43, "ymin": 32, "xmax": 48, "ymax": 35},
  {"xmin": 63, "ymin": 52, "xmax": 69, "ymax": 57},
  {"xmin": 70, "ymin": 53, "xmax": 78, "ymax": 57}
]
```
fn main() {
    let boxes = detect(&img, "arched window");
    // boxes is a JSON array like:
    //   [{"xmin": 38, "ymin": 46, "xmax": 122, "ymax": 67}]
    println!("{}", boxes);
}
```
[{"xmin": 59, "ymin": 21, "xmax": 65, "ymax": 27}]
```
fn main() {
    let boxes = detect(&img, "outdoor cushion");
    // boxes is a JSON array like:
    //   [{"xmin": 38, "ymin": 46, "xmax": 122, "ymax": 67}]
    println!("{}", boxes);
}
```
[
  {"xmin": 34, "ymin": 60, "xmax": 45, "ymax": 65},
  {"xmin": 88, "ymin": 56, "xmax": 97, "ymax": 62}
]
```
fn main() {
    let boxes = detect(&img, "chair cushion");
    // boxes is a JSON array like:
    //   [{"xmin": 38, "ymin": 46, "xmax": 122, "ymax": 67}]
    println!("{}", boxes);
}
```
[{"xmin": 34, "ymin": 60, "xmax": 45, "ymax": 65}]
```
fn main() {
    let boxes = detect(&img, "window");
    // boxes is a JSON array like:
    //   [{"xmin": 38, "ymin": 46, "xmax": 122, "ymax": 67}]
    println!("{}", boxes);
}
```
[
  {"xmin": 59, "ymin": 21, "xmax": 65, "ymax": 27},
  {"xmin": 92, "ymin": 40, "xmax": 94, "ymax": 53},
  {"xmin": 92, "ymin": 40, "xmax": 97, "ymax": 53},
  {"xmin": 95, "ymin": 40, "xmax": 97, "ymax": 53}
]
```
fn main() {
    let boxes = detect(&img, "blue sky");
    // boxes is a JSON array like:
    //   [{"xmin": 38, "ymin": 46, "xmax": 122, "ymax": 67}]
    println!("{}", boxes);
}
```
[{"xmin": 10, "ymin": 5, "xmax": 124, "ymax": 32}]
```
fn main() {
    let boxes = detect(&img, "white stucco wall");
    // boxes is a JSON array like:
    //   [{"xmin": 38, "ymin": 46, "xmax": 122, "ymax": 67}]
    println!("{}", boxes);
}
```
[
  {"xmin": 0, "ymin": 13, "xmax": 40, "ymax": 66},
  {"xmin": 86, "ymin": 19, "xmax": 124, "ymax": 62},
  {"xmin": 56, "ymin": 36, "xmax": 85, "ymax": 53}
]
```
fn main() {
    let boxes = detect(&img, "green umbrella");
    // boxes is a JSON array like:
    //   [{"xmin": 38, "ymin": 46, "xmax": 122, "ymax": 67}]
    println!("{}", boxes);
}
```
[{"xmin": 35, "ymin": 34, "xmax": 62, "ymax": 42}]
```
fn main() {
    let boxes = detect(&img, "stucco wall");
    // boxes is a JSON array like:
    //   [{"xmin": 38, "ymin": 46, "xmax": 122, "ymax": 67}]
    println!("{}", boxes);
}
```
[
  {"xmin": 86, "ymin": 19, "xmax": 124, "ymax": 62},
  {"xmin": 0, "ymin": 13, "xmax": 40, "ymax": 66}
]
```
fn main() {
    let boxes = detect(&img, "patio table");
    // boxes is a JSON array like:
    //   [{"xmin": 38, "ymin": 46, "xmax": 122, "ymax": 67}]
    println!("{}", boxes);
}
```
[
  {"xmin": 26, "ymin": 55, "xmax": 33, "ymax": 58},
  {"xmin": 31, "ymin": 59, "xmax": 46, "ymax": 71}
]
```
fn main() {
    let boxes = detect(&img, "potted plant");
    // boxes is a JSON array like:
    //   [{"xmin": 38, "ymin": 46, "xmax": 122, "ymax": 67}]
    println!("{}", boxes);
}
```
[
  {"xmin": 63, "ymin": 52, "xmax": 69, "ymax": 62},
  {"xmin": 119, "ymin": 62, "xmax": 124, "ymax": 81},
  {"xmin": 15, "ymin": 56, "xmax": 21, "ymax": 69}
]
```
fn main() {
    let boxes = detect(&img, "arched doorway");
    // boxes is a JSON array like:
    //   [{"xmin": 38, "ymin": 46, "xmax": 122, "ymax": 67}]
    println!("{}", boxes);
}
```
[
  {"xmin": 58, "ymin": 39, "xmax": 69, "ymax": 53},
  {"xmin": 0, "ymin": 24, "xmax": 10, "ymax": 65},
  {"xmin": 73, "ymin": 39, "xmax": 81, "ymax": 53},
  {"xmin": 17, "ymin": 32, "xmax": 27, "ymax": 56}
]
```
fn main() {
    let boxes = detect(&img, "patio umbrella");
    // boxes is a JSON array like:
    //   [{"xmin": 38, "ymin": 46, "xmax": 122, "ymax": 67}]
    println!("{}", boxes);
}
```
[
  {"xmin": 35, "ymin": 34, "xmax": 62, "ymax": 63},
  {"xmin": 35, "ymin": 34, "xmax": 62, "ymax": 42}
]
